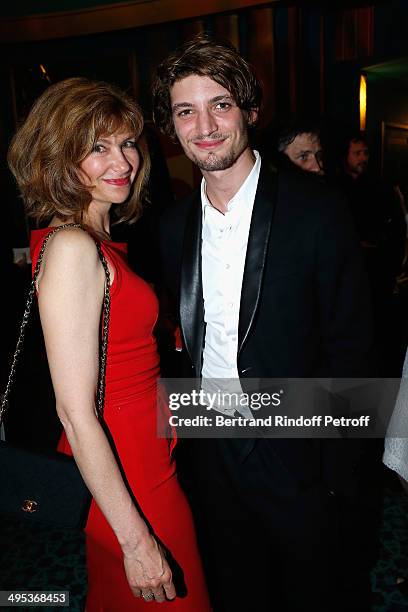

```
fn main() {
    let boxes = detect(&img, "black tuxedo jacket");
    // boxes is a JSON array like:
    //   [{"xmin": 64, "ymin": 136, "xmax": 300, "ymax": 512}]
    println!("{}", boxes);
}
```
[{"xmin": 158, "ymin": 163, "xmax": 375, "ymax": 494}]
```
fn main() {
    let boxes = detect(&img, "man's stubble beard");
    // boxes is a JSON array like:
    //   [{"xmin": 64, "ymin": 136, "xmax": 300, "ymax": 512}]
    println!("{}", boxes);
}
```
[
  {"xmin": 193, "ymin": 149, "xmax": 239, "ymax": 172},
  {"xmin": 190, "ymin": 137, "xmax": 250, "ymax": 172},
  {"xmin": 355, "ymin": 162, "xmax": 368, "ymax": 175}
]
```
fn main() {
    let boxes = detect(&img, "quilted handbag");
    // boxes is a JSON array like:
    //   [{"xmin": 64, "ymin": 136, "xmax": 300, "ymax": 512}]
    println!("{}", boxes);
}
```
[{"xmin": 0, "ymin": 224, "xmax": 110, "ymax": 529}]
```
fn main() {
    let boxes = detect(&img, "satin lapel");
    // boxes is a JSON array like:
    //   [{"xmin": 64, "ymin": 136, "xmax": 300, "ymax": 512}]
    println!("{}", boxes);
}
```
[
  {"xmin": 180, "ymin": 192, "xmax": 204, "ymax": 369},
  {"xmin": 238, "ymin": 165, "xmax": 278, "ymax": 356}
]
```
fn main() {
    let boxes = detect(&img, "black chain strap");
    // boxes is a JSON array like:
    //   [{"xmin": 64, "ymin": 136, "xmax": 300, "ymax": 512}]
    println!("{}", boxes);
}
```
[{"xmin": 0, "ymin": 223, "xmax": 111, "ymax": 424}]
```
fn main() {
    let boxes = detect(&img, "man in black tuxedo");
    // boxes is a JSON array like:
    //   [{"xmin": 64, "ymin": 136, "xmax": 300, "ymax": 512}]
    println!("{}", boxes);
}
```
[{"xmin": 153, "ymin": 36, "xmax": 378, "ymax": 612}]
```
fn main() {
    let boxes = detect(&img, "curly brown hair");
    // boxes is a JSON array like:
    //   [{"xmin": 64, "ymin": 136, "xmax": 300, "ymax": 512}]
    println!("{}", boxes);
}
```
[
  {"xmin": 7, "ymin": 77, "xmax": 150, "ymax": 225},
  {"xmin": 152, "ymin": 34, "xmax": 262, "ymax": 139}
]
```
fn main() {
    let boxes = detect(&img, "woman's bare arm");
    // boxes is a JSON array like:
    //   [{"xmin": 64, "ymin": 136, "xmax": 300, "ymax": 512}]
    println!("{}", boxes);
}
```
[{"xmin": 37, "ymin": 228, "xmax": 175, "ymax": 600}]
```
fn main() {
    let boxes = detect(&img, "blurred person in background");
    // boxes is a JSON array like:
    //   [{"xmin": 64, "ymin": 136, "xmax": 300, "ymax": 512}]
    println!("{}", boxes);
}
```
[
  {"xmin": 336, "ymin": 131, "xmax": 406, "ymax": 375},
  {"xmin": 277, "ymin": 120, "xmax": 325, "ymax": 176}
]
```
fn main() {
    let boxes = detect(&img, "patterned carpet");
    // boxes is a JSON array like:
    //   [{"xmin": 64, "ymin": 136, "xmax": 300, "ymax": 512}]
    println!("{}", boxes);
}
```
[
  {"xmin": 1, "ymin": 485, "xmax": 407, "ymax": 612},
  {"xmin": 0, "ymin": 520, "xmax": 87, "ymax": 612},
  {"xmin": 372, "ymin": 487, "xmax": 408, "ymax": 611}
]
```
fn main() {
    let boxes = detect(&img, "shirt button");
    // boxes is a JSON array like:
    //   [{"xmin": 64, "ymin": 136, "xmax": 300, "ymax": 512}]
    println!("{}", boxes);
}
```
[
  {"xmin": 226, "ymin": 264, "xmax": 230, "ymax": 269},
  {"xmin": 228, "ymin": 302, "xmax": 233, "ymax": 308}
]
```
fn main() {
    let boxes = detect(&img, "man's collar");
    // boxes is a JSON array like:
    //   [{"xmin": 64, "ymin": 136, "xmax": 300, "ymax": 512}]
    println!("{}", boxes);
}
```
[{"xmin": 201, "ymin": 150, "xmax": 261, "ymax": 212}]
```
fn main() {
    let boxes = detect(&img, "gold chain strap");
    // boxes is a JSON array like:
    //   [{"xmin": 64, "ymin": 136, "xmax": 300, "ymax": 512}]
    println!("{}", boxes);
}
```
[{"xmin": 0, "ymin": 223, "xmax": 111, "ymax": 424}]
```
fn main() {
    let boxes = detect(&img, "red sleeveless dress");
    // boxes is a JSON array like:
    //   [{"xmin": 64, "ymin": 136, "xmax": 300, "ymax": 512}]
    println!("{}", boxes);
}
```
[{"xmin": 31, "ymin": 228, "xmax": 210, "ymax": 612}]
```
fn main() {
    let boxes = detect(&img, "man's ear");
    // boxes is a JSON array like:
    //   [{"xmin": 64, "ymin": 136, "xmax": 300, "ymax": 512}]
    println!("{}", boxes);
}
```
[{"xmin": 248, "ymin": 108, "xmax": 259, "ymax": 127}]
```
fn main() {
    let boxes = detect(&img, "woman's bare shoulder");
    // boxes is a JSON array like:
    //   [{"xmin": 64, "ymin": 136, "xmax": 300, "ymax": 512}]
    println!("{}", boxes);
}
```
[
  {"xmin": 45, "ymin": 225, "xmax": 96, "ymax": 250},
  {"xmin": 38, "ymin": 226, "xmax": 101, "ymax": 285},
  {"xmin": 42, "ymin": 226, "xmax": 99, "ymax": 264}
]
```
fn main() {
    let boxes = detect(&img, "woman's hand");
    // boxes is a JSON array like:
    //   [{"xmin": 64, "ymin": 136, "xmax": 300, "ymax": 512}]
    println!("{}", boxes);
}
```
[{"xmin": 123, "ymin": 533, "xmax": 176, "ymax": 603}]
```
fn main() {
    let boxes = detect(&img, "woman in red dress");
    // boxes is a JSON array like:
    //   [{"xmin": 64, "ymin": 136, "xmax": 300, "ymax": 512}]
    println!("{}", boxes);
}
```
[{"xmin": 8, "ymin": 77, "xmax": 210, "ymax": 611}]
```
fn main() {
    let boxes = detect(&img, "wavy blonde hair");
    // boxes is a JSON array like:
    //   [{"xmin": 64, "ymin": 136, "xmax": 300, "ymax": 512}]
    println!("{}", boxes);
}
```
[{"xmin": 8, "ymin": 77, "xmax": 150, "ymax": 224}]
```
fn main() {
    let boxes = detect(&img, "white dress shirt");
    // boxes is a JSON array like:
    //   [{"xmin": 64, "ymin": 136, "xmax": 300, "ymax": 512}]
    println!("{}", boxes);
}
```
[{"xmin": 201, "ymin": 150, "xmax": 261, "ymax": 415}]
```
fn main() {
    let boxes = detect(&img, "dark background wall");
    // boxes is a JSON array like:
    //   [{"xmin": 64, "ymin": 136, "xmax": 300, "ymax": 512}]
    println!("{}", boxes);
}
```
[{"xmin": 1, "ymin": 0, "xmax": 408, "ymax": 244}]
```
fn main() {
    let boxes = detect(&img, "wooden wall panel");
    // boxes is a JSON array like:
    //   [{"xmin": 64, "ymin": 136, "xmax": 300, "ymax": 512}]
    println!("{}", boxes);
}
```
[
  {"xmin": 356, "ymin": 6, "xmax": 374, "ymax": 58},
  {"xmin": 299, "ymin": 7, "xmax": 322, "ymax": 118},
  {"xmin": 335, "ymin": 6, "xmax": 374, "ymax": 62},
  {"xmin": 180, "ymin": 19, "xmax": 205, "ymax": 41},
  {"xmin": 212, "ymin": 13, "xmax": 239, "ymax": 48},
  {"xmin": 274, "ymin": 5, "xmax": 289, "ymax": 120},
  {"xmin": 335, "ymin": 9, "xmax": 355, "ymax": 61},
  {"xmin": 128, "ymin": 50, "xmax": 140, "ymax": 100},
  {"xmin": 287, "ymin": 6, "xmax": 299, "ymax": 115},
  {"xmin": 319, "ymin": 15, "xmax": 325, "ymax": 113},
  {"xmin": 247, "ymin": 6, "xmax": 275, "ymax": 127},
  {"xmin": 0, "ymin": 0, "xmax": 274, "ymax": 43}
]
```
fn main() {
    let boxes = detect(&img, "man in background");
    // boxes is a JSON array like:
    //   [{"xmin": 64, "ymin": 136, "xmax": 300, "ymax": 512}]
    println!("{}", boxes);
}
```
[
  {"xmin": 337, "ymin": 131, "xmax": 406, "ymax": 375},
  {"xmin": 278, "ymin": 121, "xmax": 325, "ymax": 175}
]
